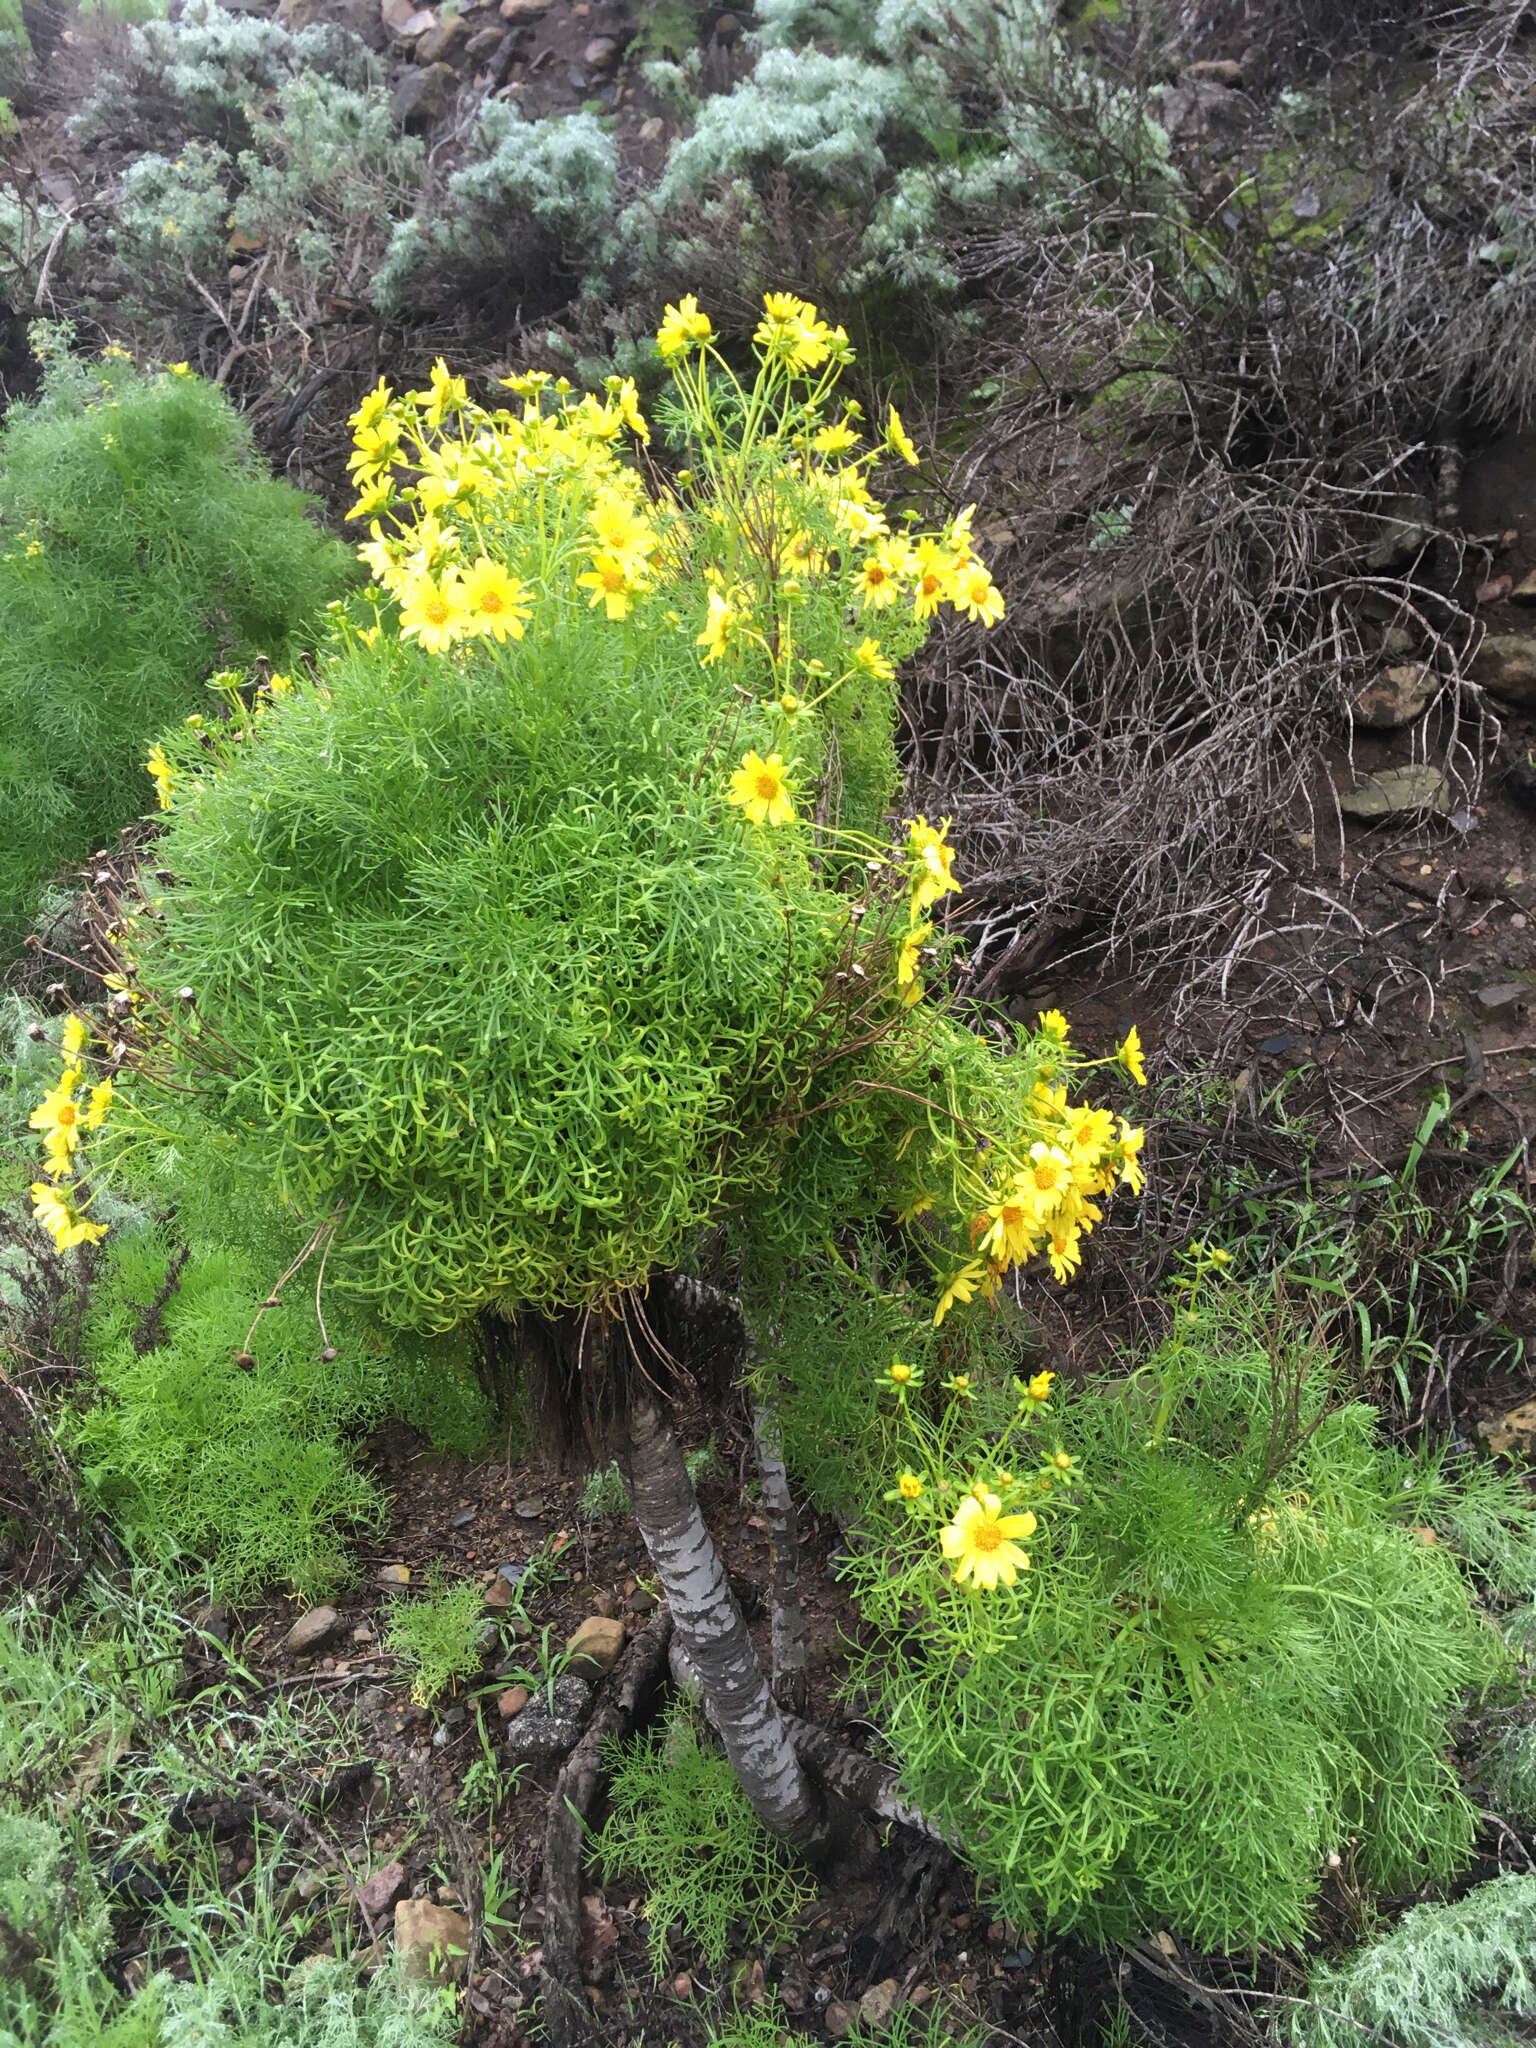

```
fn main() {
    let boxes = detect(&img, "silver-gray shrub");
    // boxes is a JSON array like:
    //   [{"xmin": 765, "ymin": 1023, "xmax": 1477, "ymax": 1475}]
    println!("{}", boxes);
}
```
[
  {"xmin": 1292, "ymin": 1876, "xmax": 1536, "ymax": 2048},
  {"xmin": 372, "ymin": 105, "xmax": 620, "ymax": 315},
  {"xmin": 69, "ymin": 0, "xmax": 375, "ymax": 149}
]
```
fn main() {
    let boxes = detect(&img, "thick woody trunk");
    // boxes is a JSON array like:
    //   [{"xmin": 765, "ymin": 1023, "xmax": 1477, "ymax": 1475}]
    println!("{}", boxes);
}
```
[
  {"xmin": 752, "ymin": 1397, "xmax": 809, "ymax": 1713},
  {"xmin": 618, "ymin": 1388, "xmax": 827, "ymax": 1855}
]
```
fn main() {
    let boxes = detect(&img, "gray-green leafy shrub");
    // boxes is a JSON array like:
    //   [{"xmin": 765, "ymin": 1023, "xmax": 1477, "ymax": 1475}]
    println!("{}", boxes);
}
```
[
  {"xmin": 372, "ymin": 105, "xmax": 620, "ymax": 317},
  {"xmin": 0, "ymin": 338, "xmax": 352, "ymax": 954},
  {"xmin": 594, "ymin": 1706, "xmax": 814, "ymax": 1975},
  {"xmin": 69, "ymin": 0, "xmax": 372, "ymax": 150},
  {"xmin": 768, "ymin": 1275, "xmax": 1526, "ymax": 1949},
  {"xmin": 1291, "ymin": 1876, "xmax": 1536, "ymax": 2048}
]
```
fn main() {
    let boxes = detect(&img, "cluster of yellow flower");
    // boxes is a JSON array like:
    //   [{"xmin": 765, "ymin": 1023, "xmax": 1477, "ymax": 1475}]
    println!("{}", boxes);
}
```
[
  {"xmin": 27, "ymin": 1014, "xmax": 111, "ymax": 1251},
  {"xmin": 882, "ymin": 1361, "xmax": 1075, "ymax": 1593},
  {"xmin": 339, "ymin": 294, "xmax": 1004, "ymax": 763},
  {"xmin": 930, "ymin": 1014, "xmax": 1146, "ymax": 1323}
]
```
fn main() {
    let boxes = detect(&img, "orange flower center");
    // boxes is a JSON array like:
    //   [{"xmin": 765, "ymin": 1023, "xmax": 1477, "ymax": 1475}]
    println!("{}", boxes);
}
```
[
  {"xmin": 601, "ymin": 564, "xmax": 625, "ymax": 592},
  {"xmin": 424, "ymin": 594, "xmax": 450, "ymax": 625},
  {"xmin": 1033, "ymin": 1163, "xmax": 1059, "ymax": 1192},
  {"xmin": 866, "ymin": 565, "xmax": 888, "ymax": 586},
  {"xmin": 479, "ymin": 587, "xmax": 506, "ymax": 614},
  {"xmin": 921, "ymin": 572, "xmax": 942, "ymax": 596},
  {"xmin": 972, "ymin": 1521, "xmax": 1002, "ymax": 1553},
  {"xmin": 755, "ymin": 772, "xmax": 780, "ymax": 802}
]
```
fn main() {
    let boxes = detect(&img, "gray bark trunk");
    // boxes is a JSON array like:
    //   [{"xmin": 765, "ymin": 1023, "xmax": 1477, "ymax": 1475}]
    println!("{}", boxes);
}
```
[
  {"xmin": 619, "ymin": 1389, "xmax": 826, "ymax": 1853},
  {"xmin": 752, "ymin": 1397, "xmax": 809, "ymax": 1713}
]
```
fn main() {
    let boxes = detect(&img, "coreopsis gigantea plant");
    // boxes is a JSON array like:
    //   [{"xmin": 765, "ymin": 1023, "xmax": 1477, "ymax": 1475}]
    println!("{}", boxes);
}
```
[{"xmin": 87, "ymin": 291, "xmax": 1143, "ymax": 1860}]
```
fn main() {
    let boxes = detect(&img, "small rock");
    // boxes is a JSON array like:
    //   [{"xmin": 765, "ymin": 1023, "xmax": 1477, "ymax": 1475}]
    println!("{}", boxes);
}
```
[
  {"xmin": 1379, "ymin": 624, "xmax": 1414, "ymax": 656},
  {"xmin": 514, "ymin": 1495, "xmax": 547, "ymax": 1520},
  {"xmin": 590, "ymin": 1589, "xmax": 619, "ymax": 1619},
  {"xmin": 391, "ymin": 61, "xmax": 458, "ymax": 130},
  {"xmin": 395, "ymin": 1898, "xmax": 471, "ymax": 1983},
  {"xmin": 1362, "ymin": 494, "xmax": 1432, "ymax": 572},
  {"xmin": 1477, "ymin": 574, "xmax": 1513, "ymax": 605},
  {"xmin": 825, "ymin": 1999, "xmax": 858, "ymax": 2039},
  {"xmin": 637, "ymin": 115, "xmax": 665, "ymax": 142},
  {"xmin": 1473, "ymin": 983, "xmax": 1527, "ymax": 1021},
  {"xmin": 189, "ymin": 1602, "xmax": 232, "ymax": 1648},
  {"xmin": 713, "ymin": 9, "xmax": 740, "ymax": 37},
  {"xmin": 382, "ymin": 0, "xmax": 435, "ymax": 29},
  {"xmin": 498, "ymin": 1684, "xmax": 530, "ymax": 1717},
  {"xmin": 484, "ymin": 1577, "xmax": 518, "ymax": 1611},
  {"xmin": 499, "ymin": 0, "xmax": 545, "ymax": 12},
  {"xmin": 565, "ymin": 1614, "xmax": 626, "ymax": 1676},
  {"xmin": 583, "ymin": 33, "xmax": 618, "ymax": 65},
  {"xmin": 1185, "ymin": 57, "xmax": 1243, "ymax": 83},
  {"xmin": 1510, "ymin": 568, "xmax": 1536, "ymax": 602},
  {"xmin": 671, "ymin": 1971, "xmax": 692, "ymax": 1999},
  {"xmin": 1350, "ymin": 662, "xmax": 1438, "ymax": 731},
  {"xmin": 624, "ymin": 1586, "xmax": 658, "ymax": 1615},
  {"xmin": 1478, "ymin": 1399, "xmax": 1536, "ymax": 1459},
  {"xmin": 502, "ymin": 1674, "xmax": 591, "ymax": 1759},
  {"xmin": 450, "ymin": 1505, "xmax": 477, "ymax": 1529},
  {"xmin": 378, "ymin": 1563, "xmax": 411, "ymax": 1587},
  {"xmin": 284, "ymin": 1605, "xmax": 342, "ymax": 1656},
  {"xmin": 465, "ymin": 24, "xmax": 502, "ymax": 57},
  {"xmin": 415, "ymin": 11, "xmax": 470, "ymax": 61},
  {"xmin": 858, "ymin": 1980, "xmax": 902, "ymax": 2028},
  {"xmin": 1471, "ymin": 634, "xmax": 1536, "ymax": 707},
  {"xmin": 1338, "ymin": 765, "xmax": 1451, "ymax": 820},
  {"xmin": 293, "ymin": 1867, "xmax": 330, "ymax": 1903},
  {"xmin": 355, "ymin": 1861, "xmax": 408, "ymax": 1918}
]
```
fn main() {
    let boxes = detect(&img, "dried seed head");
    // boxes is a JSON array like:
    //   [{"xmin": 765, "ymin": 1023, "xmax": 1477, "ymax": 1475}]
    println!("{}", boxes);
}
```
[
  {"xmin": 177, "ymin": 986, "xmax": 196, "ymax": 1006},
  {"xmin": 320, "ymin": 1346, "xmax": 339, "ymax": 1362},
  {"xmin": 233, "ymin": 1351, "xmax": 256, "ymax": 1370},
  {"xmin": 26, "ymin": 1021, "xmax": 45, "ymax": 1041}
]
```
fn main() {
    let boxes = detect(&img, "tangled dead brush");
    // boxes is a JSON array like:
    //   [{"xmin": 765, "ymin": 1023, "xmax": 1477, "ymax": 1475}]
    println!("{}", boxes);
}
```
[{"xmin": 908, "ymin": 9, "xmax": 1536, "ymax": 1010}]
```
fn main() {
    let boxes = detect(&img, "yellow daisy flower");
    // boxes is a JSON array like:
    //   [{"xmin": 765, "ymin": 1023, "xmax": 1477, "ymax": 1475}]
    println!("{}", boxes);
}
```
[
  {"xmin": 727, "ymin": 750, "xmax": 796, "ymax": 829},
  {"xmin": 146, "ymin": 744, "xmax": 175, "ymax": 812},
  {"xmin": 948, "ymin": 561, "xmax": 1005, "ymax": 626},
  {"xmin": 656, "ymin": 293, "xmax": 713, "ymax": 358},
  {"xmin": 940, "ymin": 1492, "xmax": 1036, "ymax": 1590},
  {"xmin": 461, "ymin": 556, "xmax": 530, "ymax": 642},
  {"xmin": 886, "ymin": 403, "xmax": 920, "ymax": 466},
  {"xmin": 1119, "ymin": 1025, "xmax": 1148, "ymax": 1087},
  {"xmin": 398, "ymin": 572, "xmax": 469, "ymax": 654},
  {"xmin": 577, "ymin": 551, "xmax": 643, "ymax": 622}
]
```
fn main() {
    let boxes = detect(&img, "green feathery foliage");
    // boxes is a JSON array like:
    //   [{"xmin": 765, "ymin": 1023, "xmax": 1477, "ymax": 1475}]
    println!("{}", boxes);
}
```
[
  {"xmin": 594, "ymin": 1705, "xmax": 815, "ymax": 1976},
  {"xmin": 70, "ymin": 1187, "xmax": 490, "ymax": 1600},
  {"xmin": 766, "ymin": 1274, "xmax": 1519, "ymax": 1950},
  {"xmin": 0, "ymin": 335, "xmax": 352, "ymax": 954},
  {"xmin": 382, "ymin": 1569, "xmax": 487, "ymax": 1706}
]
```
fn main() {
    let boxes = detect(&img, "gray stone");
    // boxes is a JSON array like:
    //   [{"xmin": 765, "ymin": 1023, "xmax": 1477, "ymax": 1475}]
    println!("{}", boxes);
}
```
[
  {"xmin": 502, "ymin": 1674, "xmax": 591, "ymax": 1759},
  {"xmin": 465, "ymin": 24, "xmax": 503, "ymax": 58},
  {"xmin": 1471, "ymin": 634, "xmax": 1536, "ymax": 706},
  {"xmin": 1186, "ymin": 57, "xmax": 1243, "ymax": 84},
  {"xmin": 1338, "ymin": 766, "xmax": 1451, "ymax": 820},
  {"xmin": 582, "ymin": 33, "xmax": 618, "ymax": 66},
  {"xmin": 415, "ymin": 11, "xmax": 470, "ymax": 62},
  {"xmin": 825, "ymin": 2000, "xmax": 858, "ymax": 2039},
  {"xmin": 284, "ymin": 1605, "xmax": 342, "ymax": 1656},
  {"xmin": 1362, "ymin": 494, "xmax": 1433, "ymax": 572},
  {"xmin": 1474, "ymin": 983, "xmax": 1527, "ymax": 1021},
  {"xmin": 859, "ymin": 1980, "xmax": 903, "ymax": 2028},
  {"xmin": 499, "ymin": 0, "xmax": 545, "ymax": 14},
  {"xmin": 381, "ymin": 0, "xmax": 434, "ymax": 30},
  {"xmin": 354, "ymin": 1861, "xmax": 408, "ymax": 1918},
  {"xmin": 392, "ymin": 60, "xmax": 458, "ymax": 129},
  {"xmin": 395, "ymin": 1898, "xmax": 471, "ymax": 1982},
  {"xmin": 1350, "ymin": 663, "xmax": 1439, "ymax": 730}
]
